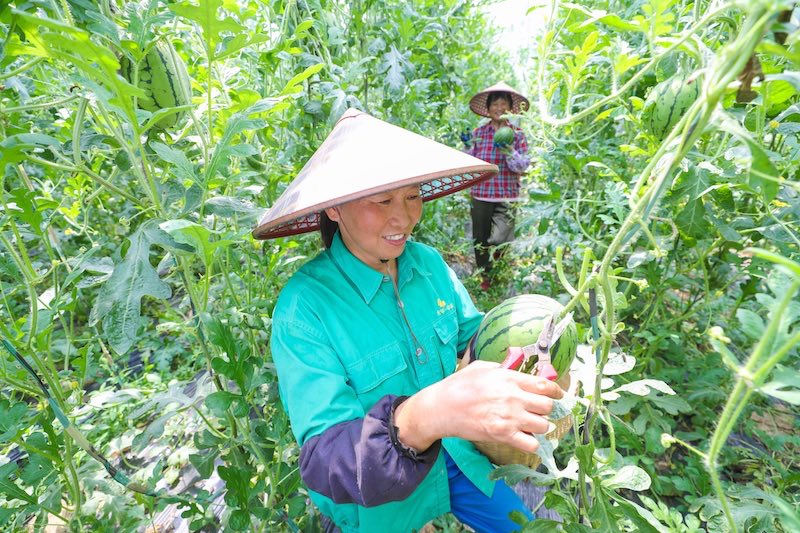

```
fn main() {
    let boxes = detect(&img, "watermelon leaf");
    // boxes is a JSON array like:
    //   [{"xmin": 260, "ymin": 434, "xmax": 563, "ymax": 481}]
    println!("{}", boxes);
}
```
[
  {"xmin": 759, "ymin": 366, "xmax": 800, "ymax": 405},
  {"xmin": 206, "ymin": 98, "xmax": 285, "ymax": 181},
  {"xmin": 90, "ymin": 221, "xmax": 179, "ymax": 354},
  {"xmin": 601, "ymin": 465, "xmax": 652, "ymax": 491},
  {"xmin": 204, "ymin": 196, "xmax": 261, "ymax": 222},
  {"xmin": 159, "ymin": 219, "xmax": 234, "ymax": 268},
  {"xmin": 150, "ymin": 141, "xmax": 198, "ymax": 185},
  {"xmin": 189, "ymin": 449, "xmax": 219, "ymax": 478},
  {"xmin": 381, "ymin": 45, "xmax": 413, "ymax": 96},
  {"xmin": 717, "ymin": 113, "xmax": 780, "ymax": 201},
  {"xmin": 0, "ymin": 133, "xmax": 62, "ymax": 167},
  {"xmin": 736, "ymin": 308, "xmax": 765, "ymax": 341},
  {"xmin": 0, "ymin": 399, "xmax": 30, "ymax": 441},
  {"xmin": 280, "ymin": 63, "xmax": 324, "ymax": 96},
  {"xmin": 607, "ymin": 492, "xmax": 667, "ymax": 533},
  {"xmin": 170, "ymin": 0, "xmax": 245, "ymax": 60}
]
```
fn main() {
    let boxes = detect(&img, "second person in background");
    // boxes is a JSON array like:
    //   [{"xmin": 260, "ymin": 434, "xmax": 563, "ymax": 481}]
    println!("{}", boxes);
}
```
[{"xmin": 466, "ymin": 81, "xmax": 531, "ymax": 291}]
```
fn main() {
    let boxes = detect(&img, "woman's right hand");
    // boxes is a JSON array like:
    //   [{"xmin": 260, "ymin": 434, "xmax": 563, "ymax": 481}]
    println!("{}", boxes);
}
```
[{"xmin": 393, "ymin": 361, "xmax": 564, "ymax": 454}]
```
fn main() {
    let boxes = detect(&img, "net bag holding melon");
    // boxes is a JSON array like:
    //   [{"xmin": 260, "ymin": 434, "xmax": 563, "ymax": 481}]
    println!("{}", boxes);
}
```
[{"xmin": 471, "ymin": 294, "xmax": 578, "ymax": 468}]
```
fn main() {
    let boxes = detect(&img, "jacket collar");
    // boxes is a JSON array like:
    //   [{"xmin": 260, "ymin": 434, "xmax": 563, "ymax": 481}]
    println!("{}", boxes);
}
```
[{"xmin": 328, "ymin": 232, "xmax": 430, "ymax": 303}]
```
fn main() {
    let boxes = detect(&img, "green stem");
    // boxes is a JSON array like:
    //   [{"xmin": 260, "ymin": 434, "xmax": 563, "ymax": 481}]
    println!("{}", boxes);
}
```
[
  {"xmin": 25, "ymin": 155, "xmax": 145, "ymax": 207},
  {"xmin": 63, "ymin": 436, "xmax": 83, "ymax": 515},
  {"xmin": 94, "ymin": 103, "xmax": 163, "ymax": 214},
  {"xmin": 0, "ymin": 57, "xmax": 45, "ymax": 81},
  {"xmin": 704, "ymin": 279, "xmax": 800, "ymax": 533},
  {"xmin": 1, "ymin": 94, "xmax": 80, "ymax": 113},
  {"xmin": 555, "ymin": 246, "xmax": 579, "ymax": 296},
  {"xmin": 592, "ymin": 408, "xmax": 615, "ymax": 464},
  {"xmin": 0, "ymin": 373, "xmax": 41, "ymax": 397},
  {"xmin": 192, "ymin": 405, "xmax": 230, "ymax": 440},
  {"xmin": 752, "ymin": 329, "xmax": 800, "ymax": 383},
  {"xmin": 72, "ymin": 98, "xmax": 88, "ymax": 165},
  {"xmin": 671, "ymin": 435, "xmax": 708, "ymax": 460}
]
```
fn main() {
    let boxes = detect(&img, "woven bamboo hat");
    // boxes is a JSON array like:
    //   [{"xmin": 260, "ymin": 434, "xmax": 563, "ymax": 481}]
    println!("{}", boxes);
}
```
[
  {"xmin": 252, "ymin": 108, "xmax": 498, "ymax": 240},
  {"xmin": 469, "ymin": 81, "xmax": 530, "ymax": 117}
]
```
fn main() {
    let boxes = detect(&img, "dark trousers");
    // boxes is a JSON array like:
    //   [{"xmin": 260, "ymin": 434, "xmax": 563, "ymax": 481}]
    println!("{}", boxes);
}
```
[{"xmin": 470, "ymin": 198, "xmax": 515, "ymax": 274}]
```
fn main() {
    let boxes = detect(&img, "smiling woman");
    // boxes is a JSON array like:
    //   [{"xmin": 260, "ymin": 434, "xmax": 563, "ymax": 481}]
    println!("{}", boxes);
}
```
[
  {"xmin": 254, "ymin": 109, "xmax": 566, "ymax": 533},
  {"xmin": 323, "ymin": 186, "xmax": 423, "ymax": 274}
]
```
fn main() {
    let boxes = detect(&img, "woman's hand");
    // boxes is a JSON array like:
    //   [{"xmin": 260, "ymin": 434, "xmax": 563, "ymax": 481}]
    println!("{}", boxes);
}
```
[{"xmin": 393, "ymin": 361, "xmax": 564, "ymax": 454}]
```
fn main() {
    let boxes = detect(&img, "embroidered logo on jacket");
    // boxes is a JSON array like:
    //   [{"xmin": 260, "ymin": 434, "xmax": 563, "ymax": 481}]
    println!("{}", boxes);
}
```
[{"xmin": 437, "ymin": 298, "xmax": 454, "ymax": 315}]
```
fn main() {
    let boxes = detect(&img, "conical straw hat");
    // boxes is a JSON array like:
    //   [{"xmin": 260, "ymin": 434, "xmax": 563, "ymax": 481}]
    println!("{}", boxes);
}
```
[
  {"xmin": 252, "ymin": 108, "xmax": 498, "ymax": 240},
  {"xmin": 469, "ymin": 81, "xmax": 530, "ymax": 117}
]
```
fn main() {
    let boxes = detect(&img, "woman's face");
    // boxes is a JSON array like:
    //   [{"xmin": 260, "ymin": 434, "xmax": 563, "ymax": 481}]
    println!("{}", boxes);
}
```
[
  {"xmin": 488, "ymin": 97, "xmax": 511, "ymax": 122},
  {"xmin": 326, "ymin": 185, "xmax": 423, "ymax": 271}
]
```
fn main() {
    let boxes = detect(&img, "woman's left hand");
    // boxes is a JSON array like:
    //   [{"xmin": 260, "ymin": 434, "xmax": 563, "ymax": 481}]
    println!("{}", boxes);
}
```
[{"xmin": 393, "ymin": 361, "xmax": 564, "ymax": 454}]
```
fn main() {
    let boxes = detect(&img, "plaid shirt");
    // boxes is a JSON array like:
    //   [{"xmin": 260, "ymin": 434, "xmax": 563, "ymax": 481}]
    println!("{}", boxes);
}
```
[{"xmin": 468, "ymin": 122, "xmax": 529, "ymax": 201}]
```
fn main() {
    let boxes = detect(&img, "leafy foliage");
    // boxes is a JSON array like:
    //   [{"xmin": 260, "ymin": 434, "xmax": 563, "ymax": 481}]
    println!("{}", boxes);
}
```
[{"xmin": 1, "ymin": 0, "xmax": 798, "ymax": 531}]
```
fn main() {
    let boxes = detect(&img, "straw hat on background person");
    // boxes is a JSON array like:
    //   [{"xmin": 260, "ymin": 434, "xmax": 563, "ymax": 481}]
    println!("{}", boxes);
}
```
[
  {"xmin": 468, "ymin": 81, "xmax": 530, "ymax": 118},
  {"xmin": 252, "ymin": 108, "xmax": 498, "ymax": 240}
]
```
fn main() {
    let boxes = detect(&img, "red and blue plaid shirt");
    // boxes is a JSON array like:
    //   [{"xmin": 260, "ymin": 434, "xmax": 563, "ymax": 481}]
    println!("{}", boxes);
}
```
[{"xmin": 468, "ymin": 122, "xmax": 529, "ymax": 201}]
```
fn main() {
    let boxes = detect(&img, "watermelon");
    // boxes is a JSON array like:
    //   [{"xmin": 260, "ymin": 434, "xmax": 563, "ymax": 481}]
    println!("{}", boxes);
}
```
[
  {"xmin": 474, "ymin": 294, "xmax": 578, "ymax": 377},
  {"xmin": 493, "ymin": 126, "xmax": 515, "ymax": 146},
  {"xmin": 641, "ymin": 75, "xmax": 700, "ymax": 140},
  {"xmin": 121, "ymin": 40, "xmax": 192, "ymax": 130}
]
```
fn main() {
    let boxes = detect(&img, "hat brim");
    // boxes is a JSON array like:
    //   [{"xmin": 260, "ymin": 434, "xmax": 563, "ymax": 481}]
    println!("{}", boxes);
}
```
[
  {"xmin": 469, "ymin": 90, "xmax": 530, "ymax": 117},
  {"xmin": 252, "ymin": 108, "xmax": 499, "ymax": 241},
  {"xmin": 252, "ymin": 166, "xmax": 496, "ymax": 239}
]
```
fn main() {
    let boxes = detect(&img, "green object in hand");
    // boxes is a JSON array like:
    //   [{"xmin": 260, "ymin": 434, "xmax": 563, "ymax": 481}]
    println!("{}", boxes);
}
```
[{"xmin": 493, "ymin": 126, "xmax": 515, "ymax": 146}]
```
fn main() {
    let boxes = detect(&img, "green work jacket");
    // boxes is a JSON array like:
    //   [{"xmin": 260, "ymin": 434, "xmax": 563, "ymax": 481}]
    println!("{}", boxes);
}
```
[{"xmin": 271, "ymin": 232, "xmax": 494, "ymax": 532}]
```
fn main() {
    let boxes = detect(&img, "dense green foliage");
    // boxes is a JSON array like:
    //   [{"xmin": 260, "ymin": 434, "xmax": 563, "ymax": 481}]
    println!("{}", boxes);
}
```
[{"xmin": 1, "ymin": 0, "xmax": 798, "ymax": 532}]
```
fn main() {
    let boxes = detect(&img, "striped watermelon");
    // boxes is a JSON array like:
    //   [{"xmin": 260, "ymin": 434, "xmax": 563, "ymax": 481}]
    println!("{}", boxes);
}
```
[
  {"xmin": 474, "ymin": 294, "xmax": 578, "ymax": 377},
  {"xmin": 493, "ymin": 126, "xmax": 515, "ymax": 146},
  {"xmin": 121, "ymin": 41, "xmax": 192, "ymax": 130},
  {"xmin": 641, "ymin": 75, "xmax": 700, "ymax": 140}
]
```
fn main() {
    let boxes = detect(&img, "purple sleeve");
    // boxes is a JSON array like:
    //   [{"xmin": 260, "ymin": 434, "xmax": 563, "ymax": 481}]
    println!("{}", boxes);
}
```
[
  {"xmin": 507, "ymin": 131, "xmax": 530, "ymax": 174},
  {"xmin": 299, "ymin": 395, "xmax": 442, "ymax": 507},
  {"xmin": 507, "ymin": 150, "xmax": 531, "ymax": 174}
]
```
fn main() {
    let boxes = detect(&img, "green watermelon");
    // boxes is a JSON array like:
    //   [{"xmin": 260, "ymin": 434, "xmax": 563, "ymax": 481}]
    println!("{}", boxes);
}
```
[
  {"xmin": 641, "ymin": 75, "xmax": 700, "ymax": 140},
  {"xmin": 474, "ymin": 294, "xmax": 578, "ymax": 377},
  {"xmin": 121, "ymin": 40, "xmax": 192, "ymax": 129},
  {"xmin": 493, "ymin": 126, "xmax": 515, "ymax": 146}
]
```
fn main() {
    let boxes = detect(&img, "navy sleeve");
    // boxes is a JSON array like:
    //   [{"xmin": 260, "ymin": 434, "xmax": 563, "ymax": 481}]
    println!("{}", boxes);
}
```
[{"xmin": 299, "ymin": 395, "xmax": 442, "ymax": 507}]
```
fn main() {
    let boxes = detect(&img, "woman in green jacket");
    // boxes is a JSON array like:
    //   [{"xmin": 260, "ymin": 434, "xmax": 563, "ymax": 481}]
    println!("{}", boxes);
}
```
[{"xmin": 254, "ymin": 109, "xmax": 563, "ymax": 533}]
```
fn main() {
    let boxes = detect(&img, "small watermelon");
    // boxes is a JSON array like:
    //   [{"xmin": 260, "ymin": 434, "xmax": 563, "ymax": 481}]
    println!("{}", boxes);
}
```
[
  {"xmin": 493, "ymin": 126, "xmax": 515, "ymax": 146},
  {"xmin": 641, "ymin": 75, "xmax": 700, "ymax": 140},
  {"xmin": 474, "ymin": 294, "xmax": 578, "ymax": 377},
  {"xmin": 121, "ymin": 40, "xmax": 192, "ymax": 130}
]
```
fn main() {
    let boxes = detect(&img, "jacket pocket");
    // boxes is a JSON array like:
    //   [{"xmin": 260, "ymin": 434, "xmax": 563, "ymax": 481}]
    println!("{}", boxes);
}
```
[
  {"xmin": 345, "ymin": 342, "xmax": 408, "ymax": 395},
  {"xmin": 433, "ymin": 313, "xmax": 458, "ymax": 345}
]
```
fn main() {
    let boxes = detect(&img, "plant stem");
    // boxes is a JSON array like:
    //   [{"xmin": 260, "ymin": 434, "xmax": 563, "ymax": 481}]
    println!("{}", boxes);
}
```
[
  {"xmin": 0, "ymin": 57, "xmax": 45, "ymax": 81},
  {"xmin": 25, "ymin": 155, "xmax": 145, "ymax": 207},
  {"xmin": 705, "ymin": 278, "xmax": 800, "ymax": 532},
  {"xmin": 1, "ymin": 94, "xmax": 80, "ymax": 113}
]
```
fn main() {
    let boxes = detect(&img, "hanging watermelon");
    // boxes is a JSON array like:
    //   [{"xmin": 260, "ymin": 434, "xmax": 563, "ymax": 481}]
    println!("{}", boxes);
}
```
[
  {"xmin": 121, "ymin": 40, "xmax": 192, "ymax": 130},
  {"xmin": 641, "ymin": 75, "xmax": 700, "ymax": 140}
]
